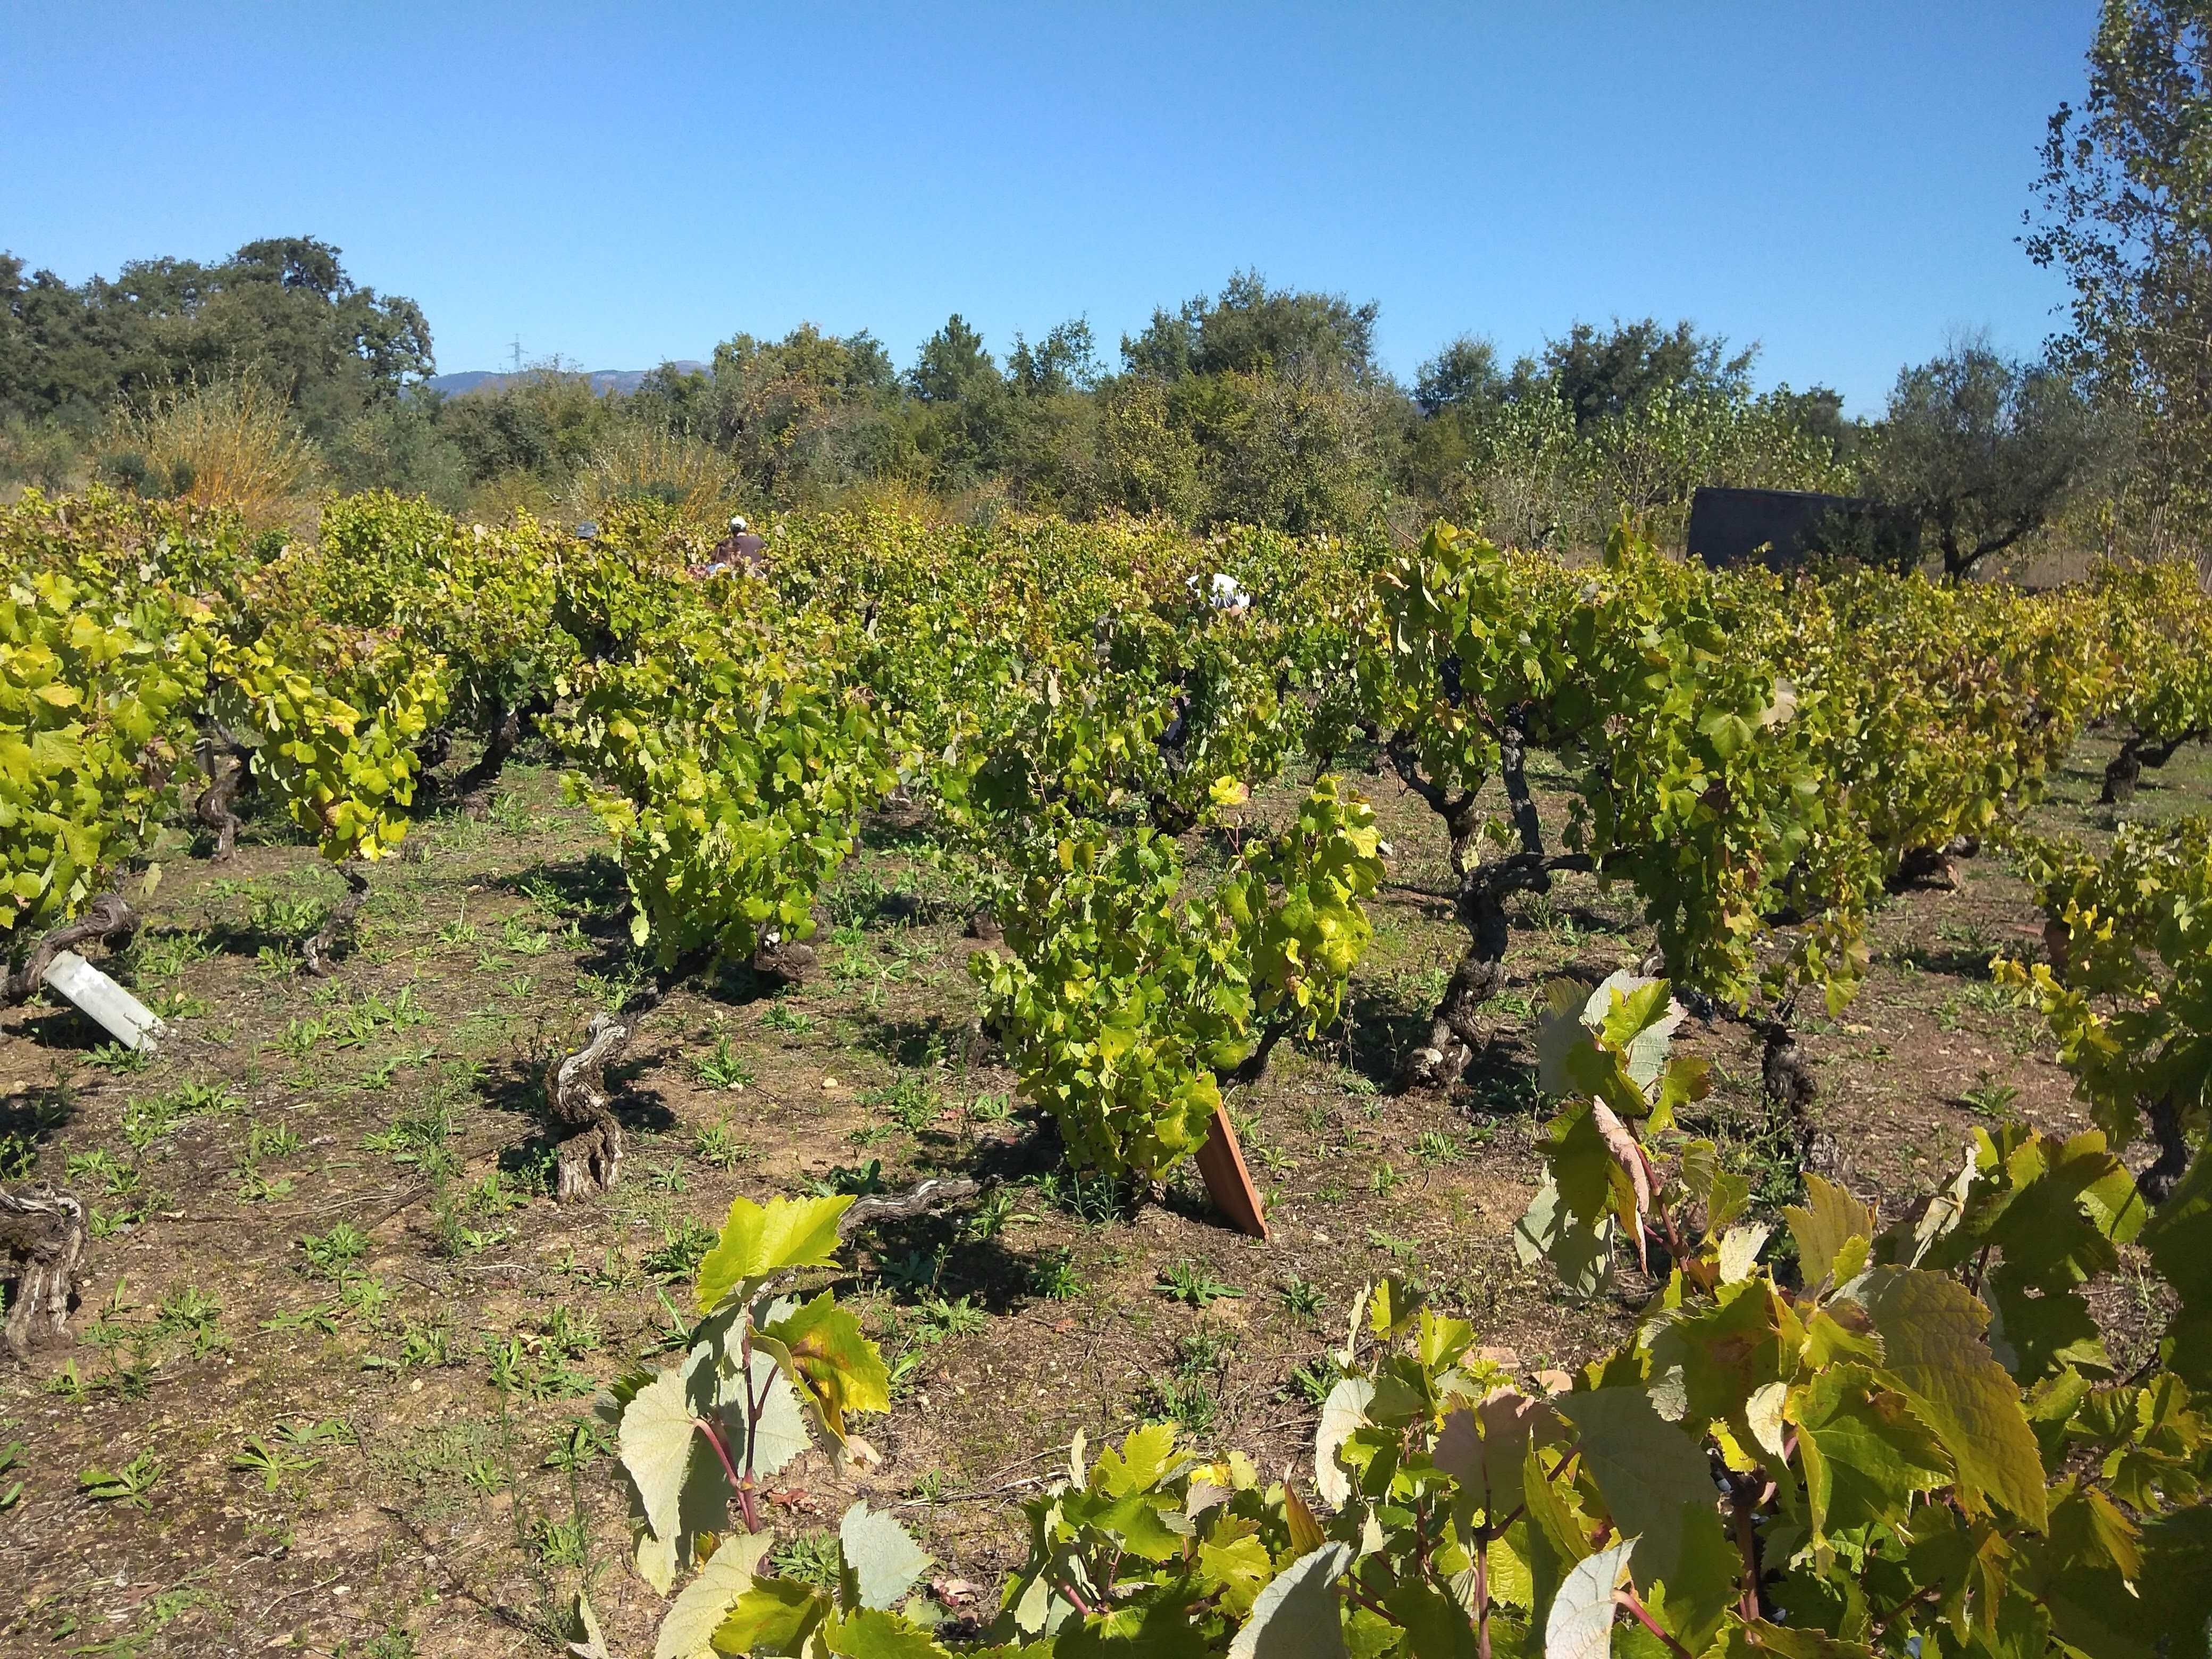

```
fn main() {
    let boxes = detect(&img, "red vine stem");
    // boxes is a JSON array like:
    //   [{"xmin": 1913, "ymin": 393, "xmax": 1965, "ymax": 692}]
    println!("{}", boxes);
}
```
[
  {"xmin": 1615, "ymin": 1587, "xmax": 1696, "ymax": 1659},
  {"xmin": 692, "ymin": 1416, "xmax": 742, "ymax": 1488}
]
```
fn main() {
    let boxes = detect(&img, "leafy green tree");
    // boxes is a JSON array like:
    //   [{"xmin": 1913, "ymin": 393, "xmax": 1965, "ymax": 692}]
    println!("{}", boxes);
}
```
[
  {"xmin": 1868, "ymin": 340, "xmax": 2106, "ymax": 580},
  {"xmin": 2032, "ymin": 0, "xmax": 2212, "ymax": 537},
  {"xmin": 1123, "ymin": 269, "xmax": 1381, "ymax": 385},
  {"xmin": 435, "ymin": 365, "xmax": 620, "ymax": 486},
  {"xmin": 906, "ymin": 314, "xmax": 1000, "ymax": 405},
  {"xmin": 324, "ymin": 396, "xmax": 471, "ymax": 508},
  {"xmin": 1179, "ymin": 371, "xmax": 1391, "ymax": 533},
  {"xmin": 1535, "ymin": 315, "xmax": 1756, "ymax": 429},
  {"xmin": 0, "ymin": 237, "xmax": 431, "ymax": 439},
  {"xmin": 999, "ymin": 323, "xmax": 1104, "ymax": 513},
  {"xmin": 1089, "ymin": 375, "xmax": 1203, "ymax": 520},
  {"xmin": 632, "ymin": 325, "xmax": 903, "ymax": 505},
  {"xmin": 1007, "ymin": 319, "xmax": 1101, "ymax": 397},
  {"xmin": 1413, "ymin": 335, "xmax": 1506, "ymax": 415},
  {"xmin": 902, "ymin": 315, "xmax": 1009, "ymax": 492},
  {"xmin": 1764, "ymin": 382, "xmax": 1858, "ymax": 460}
]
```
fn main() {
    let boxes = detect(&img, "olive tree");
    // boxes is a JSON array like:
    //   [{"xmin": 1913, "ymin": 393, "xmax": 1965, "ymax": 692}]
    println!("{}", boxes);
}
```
[{"xmin": 1868, "ymin": 341, "xmax": 2105, "ymax": 581}]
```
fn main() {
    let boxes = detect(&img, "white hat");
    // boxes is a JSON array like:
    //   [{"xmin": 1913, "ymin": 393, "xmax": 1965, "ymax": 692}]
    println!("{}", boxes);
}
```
[{"xmin": 730, "ymin": 516, "xmax": 749, "ymax": 533}]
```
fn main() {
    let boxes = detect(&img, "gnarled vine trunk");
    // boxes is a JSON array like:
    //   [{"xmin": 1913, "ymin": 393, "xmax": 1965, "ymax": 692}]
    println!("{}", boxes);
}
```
[
  {"xmin": 1402, "ymin": 883, "xmax": 1515, "ymax": 1090},
  {"xmin": 837, "ymin": 1175, "xmax": 982, "ymax": 1236},
  {"xmin": 2104, "ymin": 739, "xmax": 2141, "ymax": 806},
  {"xmin": 544, "ymin": 948, "xmax": 711, "ymax": 1200},
  {"xmin": 1397, "ymin": 712, "xmax": 1591, "ymax": 1091},
  {"xmin": 550, "ymin": 1012, "xmax": 633, "ymax": 1201},
  {"xmin": 192, "ymin": 733, "xmax": 255, "ymax": 859},
  {"xmin": 2, "ymin": 1186, "xmax": 87, "ymax": 1361},
  {"xmin": 1386, "ymin": 732, "xmax": 1482, "ymax": 879},
  {"xmin": 1401, "ymin": 851, "xmax": 1591, "ymax": 1090},
  {"xmin": 456, "ymin": 701, "xmax": 526, "ymax": 810},
  {"xmin": 1890, "ymin": 845, "xmax": 1961, "ymax": 892},
  {"xmin": 1758, "ymin": 1019, "xmax": 1815, "ymax": 1118},
  {"xmin": 5, "ymin": 894, "xmax": 138, "ymax": 1006},
  {"xmin": 2102, "ymin": 730, "xmax": 2201, "ymax": 806},
  {"xmin": 414, "ymin": 726, "xmax": 454, "ymax": 776},
  {"xmin": 1754, "ymin": 1009, "xmax": 1848, "ymax": 1184},
  {"xmin": 301, "ymin": 863, "xmax": 370, "ymax": 977},
  {"xmin": 749, "ymin": 940, "xmax": 818, "ymax": 986},
  {"xmin": 2139, "ymin": 1092, "xmax": 2191, "ymax": 1204}
]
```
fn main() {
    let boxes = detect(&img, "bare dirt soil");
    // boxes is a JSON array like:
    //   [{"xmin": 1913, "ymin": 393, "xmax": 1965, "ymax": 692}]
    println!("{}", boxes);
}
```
[{"xmin": 2, "ymin": 728, "xmax": 2203, "ymax": 1657}]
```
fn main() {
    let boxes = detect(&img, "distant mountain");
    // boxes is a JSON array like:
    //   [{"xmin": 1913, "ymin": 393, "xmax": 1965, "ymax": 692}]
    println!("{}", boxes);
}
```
[{"xmin": 423, "ymin": 361, "xmax": 708, "ymax": 399}]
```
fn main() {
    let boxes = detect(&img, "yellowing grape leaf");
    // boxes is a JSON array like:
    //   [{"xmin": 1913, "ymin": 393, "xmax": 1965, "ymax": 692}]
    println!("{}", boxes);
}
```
[
  {"xmin": 758, "ymin": 1291, "xmax": 890, "ymax": 1435},
  {"xmin": 1785, "ymin": 1174, "xmax": 1873, "ymax": 1285},
  {"xmin": 1863, "ymin": 1268, "xmax": 2047, "ymax": 1526},
  {"xmin": 657, "ymin": 1531, "xmax": 775, "ymax": 1659},
  {"xmin": 694, "ymin": 1193, "xmax": 852, "ymax": 1313}
]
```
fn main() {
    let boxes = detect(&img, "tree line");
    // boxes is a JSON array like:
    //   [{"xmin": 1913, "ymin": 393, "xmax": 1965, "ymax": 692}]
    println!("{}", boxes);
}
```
[{"xmin": 15, "ymin": 0, "xmax": 2212, "ymax": 578}]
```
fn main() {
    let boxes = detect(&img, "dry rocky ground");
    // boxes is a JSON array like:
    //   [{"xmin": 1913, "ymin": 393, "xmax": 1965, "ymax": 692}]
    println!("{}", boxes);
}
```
[{"xmin": 1, "ymin": 727, "xmax": 2202, "ymax": 1657}]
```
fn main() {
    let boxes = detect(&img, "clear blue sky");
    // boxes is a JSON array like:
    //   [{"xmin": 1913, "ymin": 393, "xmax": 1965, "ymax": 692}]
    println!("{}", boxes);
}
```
[{"xmin": 2, "ymin": 2, "xmax": 2096, "ymax": 413}]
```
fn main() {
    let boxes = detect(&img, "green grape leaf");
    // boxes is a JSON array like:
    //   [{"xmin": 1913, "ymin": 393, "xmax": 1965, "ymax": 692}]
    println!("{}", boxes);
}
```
[
  {"xmin": 823, "ymin": 1609, "xmax": 951, "ymax": 1659},
  {"xmin": 1987, "ymin": 1279, "xmax": 2109, "ymax": 1382},
  {"xmin": 1197, "ymin": 1531, "xmax": 1274, "ymax": 1616},
  {"xmin": 840, "ymin": 1500, "xmax": 933, "ymax": 1611},
  {"xmin": 1675, "ymin": 1139, "xmax": 1721, "ymax": 1206},
  {"xmin": 2046, "ymin": 1477, "xmax": 2143, "ymax": 1582},
  {"xmin": 1790, "ymin": 1364, "xmax": 1953, "ymax": 1539},
  {"xmin": 1478, "ymin": 1522, "xmax": 1537, "ymax": 1611},
  {"xmin": 571, "ymin": 1589, "xmax": 611, "ymax": 1659},
  {"xmin": 1535, "ymin": 984, "xmax": 1609, "ymax": 1102},
  {"xmin": 731, "ymin": 1349, "xmax": 813, "ymax": 1479},
  {"xmin": 1716, "ymin": 1225, "xmax": 1769, "ymax": 1283},
  {"xmin": 1434, "ymin": 1390, "xmax": 1548, "ymax": 1510},
  {"xmin": 1315, "ymin": 1378, "xmax": 1375, "ymax": 1507},
  {"xmin": 696, "ymin": 1194, "xmax": 853, "ymax": 1313},
  {"xmin": 1707, "ymin": 1619, "xmax": 1876, "ymax": 1659},
  {"xmin": 1555, "ymin": 1386, "xmax": 1724, "ymax": 1592},
  {"xmin": 1094, "ymin": 1423, "xmax": 1185, "ymax": 1495},
  {"xmin": 1646, "ymin": 1279, "xmax": 1789, "ymax": 1426},
  {"xmin": 714, "ymin": 1576, "xmax": 830, "ymax": 1657},
  {"xmin": 1543, "ymin": 1539, "xmax": 1632, "ymax": 1659},
  {"xmin": 1227, "ymin": 1543, "xmax": 1353, "ymax": 1659},
  {"xmin": 1863, "ymin": 1267, "xmax": 2048, "ymax": 1526},
  {"xmin": 1592, "ymin": 975, "xmax": 1682, "ymax": 1089},
  {"xmin": 1704, "ymin": 1169, "xmax": 1754, "ymax": 1238},
  {"xmin": 619, "ymin": 1364, "xmax": 699, "ymax": 1552},
  {"xmin": 1385, "ymin": 1578, "xmax": 1476, "ymax": 1659},
  {"xmin": 2142, "ymin": 1142, "xmax": 2212, "ymax": 1386},
  {"xmin": 658, "ymin": 1531, "xmax": 776, "ymax": 1659},
  {"xmin": 1515, "ymin": 1175, "xmax": 1616, "ymax": 1299}
]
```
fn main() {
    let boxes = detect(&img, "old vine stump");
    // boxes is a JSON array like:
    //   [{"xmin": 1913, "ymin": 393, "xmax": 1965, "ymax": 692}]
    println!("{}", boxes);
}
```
[
  {"xmin": 2, "ymin": 1186, "xmax": 87, "ymax": 1361},
  {"xmin": 4, "ymin": 894, "xmax": 138, "ymax": 1006},
  {"xmin": 550, "ymin": 1013, "xmax": 632, "ymax": 1200},
  {"xmin": 193, "ymin": 735, "xmax": 253, "ymax": 859},
  {"xmin": 302, "ymin": 862, "xmax": 371, "ymax": 977}
]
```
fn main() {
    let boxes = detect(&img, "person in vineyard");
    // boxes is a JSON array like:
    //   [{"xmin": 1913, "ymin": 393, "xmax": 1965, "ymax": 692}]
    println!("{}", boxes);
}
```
[{"xmin": 694, "ymin": 514, "xmax": 768, "ymax": 578}]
